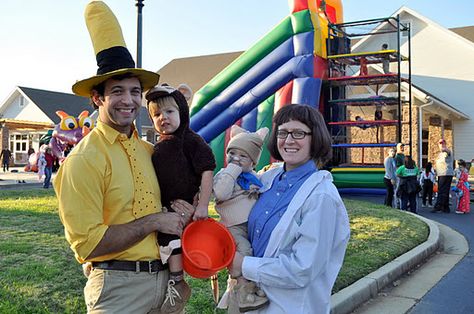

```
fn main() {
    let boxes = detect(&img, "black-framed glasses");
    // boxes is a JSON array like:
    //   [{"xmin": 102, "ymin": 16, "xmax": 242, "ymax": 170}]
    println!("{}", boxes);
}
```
[{"xmin": 276, "ymin": 130, "xmax": 312, "ymax": 140}]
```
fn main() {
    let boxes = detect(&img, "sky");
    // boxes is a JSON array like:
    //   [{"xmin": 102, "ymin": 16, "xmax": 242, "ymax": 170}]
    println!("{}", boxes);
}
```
[{"xmin": 1, "ymin": 0, "xmax": 473, "ymax": 102}]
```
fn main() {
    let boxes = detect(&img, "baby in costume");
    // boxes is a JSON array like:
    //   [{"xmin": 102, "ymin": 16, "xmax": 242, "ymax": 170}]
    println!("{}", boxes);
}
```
[{"xmin": 214, "ymin": 125, "xmax": 269, "ymax": 313}]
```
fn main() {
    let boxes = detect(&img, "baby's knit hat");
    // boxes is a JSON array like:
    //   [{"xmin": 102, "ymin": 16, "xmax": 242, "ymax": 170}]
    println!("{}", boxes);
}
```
[{"xmin": 226, "ymin": 125, "xmax": 269, "ymax": 164}]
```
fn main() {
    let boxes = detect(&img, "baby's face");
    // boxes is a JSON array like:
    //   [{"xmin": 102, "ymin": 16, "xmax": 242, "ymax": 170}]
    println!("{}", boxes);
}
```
[
  {"xmin": 150, "ymin": 104, "xmax": 180, "ymax": 134},
  {"xmin": 227, "ymin": 148, "xmax": 254, "ymax": 172}
]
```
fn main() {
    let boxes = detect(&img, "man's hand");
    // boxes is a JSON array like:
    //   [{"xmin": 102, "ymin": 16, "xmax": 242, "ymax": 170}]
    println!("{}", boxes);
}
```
[{"xmin": 155, "ymin": 212, "xmax": 186, "ymax": 236}]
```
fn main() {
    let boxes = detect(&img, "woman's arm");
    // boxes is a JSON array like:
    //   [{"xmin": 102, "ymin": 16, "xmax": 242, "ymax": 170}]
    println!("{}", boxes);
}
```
[{"xmin": 237, "ymin": 193, "xmax": 349, "ymax": 289}]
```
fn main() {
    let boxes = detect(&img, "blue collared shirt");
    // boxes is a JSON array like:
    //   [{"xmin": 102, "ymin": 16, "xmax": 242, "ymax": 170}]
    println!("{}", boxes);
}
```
[{"xmin": 248, "ymin": 160, "xmax": 318, "ymax": 257}]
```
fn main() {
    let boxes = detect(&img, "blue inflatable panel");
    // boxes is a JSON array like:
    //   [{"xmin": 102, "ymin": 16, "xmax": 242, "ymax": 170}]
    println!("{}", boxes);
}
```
[
  {"xmin": 190, "ymin": 32, "xmax": 315, "ymax": 132},
  {"xmin": 338, "ymin": 188, "xmax": 386, "ymax": 195},
  {"xmin": 241, "ymin": 107, "xmax": 258, "ymax": 132},
  {"xmin": 197, "ymin": 55, "xmax": 318, "ymax": 142},
  {"xmin": 292, "ymin": 77, "xmax": 321, "ymax": 108}
]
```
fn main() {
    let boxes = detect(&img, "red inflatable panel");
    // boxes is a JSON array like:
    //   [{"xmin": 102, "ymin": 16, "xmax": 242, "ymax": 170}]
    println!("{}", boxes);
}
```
[
  {"xmin": 313, "ymin": 55, "xmax": 328, "ymax": 79},
  {"xmin": 289, "ymin": 0, "xmax": 309, "ymax": 13},
  {"xmin": 274, "ymin": 81, "xmax": 294, "ymax": 112}
]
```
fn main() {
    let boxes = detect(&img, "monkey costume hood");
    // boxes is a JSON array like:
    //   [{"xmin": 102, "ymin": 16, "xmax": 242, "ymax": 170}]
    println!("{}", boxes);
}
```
[{"xmin": 146, "ymin": 85, "xmax": 216, "ymax": 208}]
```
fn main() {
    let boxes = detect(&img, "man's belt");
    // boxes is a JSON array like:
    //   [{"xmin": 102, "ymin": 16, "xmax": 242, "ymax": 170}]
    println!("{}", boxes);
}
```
[{"xmin": 92, "ymin": 260, "xmax": 168, "ymax": 273}]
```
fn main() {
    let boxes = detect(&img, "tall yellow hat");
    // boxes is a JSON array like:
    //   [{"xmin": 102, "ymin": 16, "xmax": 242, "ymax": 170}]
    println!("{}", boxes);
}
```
[{"xmin": 72, "ymin": 1, "xmax": 159, "ymax": 97}]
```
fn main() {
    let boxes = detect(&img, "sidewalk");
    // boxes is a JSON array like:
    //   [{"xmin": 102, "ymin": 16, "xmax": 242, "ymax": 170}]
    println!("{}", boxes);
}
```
[
  {"xmin": 330, "ymin": 213, "xmax": 463, "ymax": 314},
  {"xmin": 0, "ymin": 167, "xmax": 54, "ymax": 189}
]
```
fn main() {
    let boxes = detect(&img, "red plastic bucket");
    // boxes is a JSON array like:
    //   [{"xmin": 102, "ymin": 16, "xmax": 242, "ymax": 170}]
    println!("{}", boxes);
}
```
[{"xmin": 182, "ymin": 218, "xmax": 236, "ymax": 279}]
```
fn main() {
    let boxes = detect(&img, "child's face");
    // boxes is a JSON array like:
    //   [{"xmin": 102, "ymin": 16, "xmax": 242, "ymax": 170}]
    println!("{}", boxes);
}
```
[
  {"xmin": 227, "ymin": 148, "xmax": 254, "ymax": 172},
  {"xmin": 150, "ymin": 104, "xmax": 180, "ymax": 134}
]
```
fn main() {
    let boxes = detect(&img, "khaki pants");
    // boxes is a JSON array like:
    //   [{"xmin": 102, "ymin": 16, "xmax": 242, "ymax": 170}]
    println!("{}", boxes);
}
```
[{"xmin": 85, "ymin": 268, "xmax": 176, "ymax": 313}]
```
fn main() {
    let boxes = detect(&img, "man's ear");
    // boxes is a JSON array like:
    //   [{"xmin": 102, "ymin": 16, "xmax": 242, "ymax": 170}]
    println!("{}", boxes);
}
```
[{"xmin": 91, "ymin": 90, "xmax": 103, "ymax": 107}]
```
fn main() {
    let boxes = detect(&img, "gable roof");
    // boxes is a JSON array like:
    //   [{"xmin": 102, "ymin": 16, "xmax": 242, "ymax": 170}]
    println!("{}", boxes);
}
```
[
  {"xmin": 18, "ymin": 86, "xmax": 92, "ymax": 124},
  {"xmin": 157, "ymin": 51, "xmax": 243, "ymax": 96},
  {"xmin": 450, "ymin": 25, "xmax": 474, "ymax": 43},
  {"xmin": 394, "ymin": 6, "xmax": 474, "ymax": 49},
  {"xmin": 352, "ymin": 6, "xmax": 474, "ymax": 51}
]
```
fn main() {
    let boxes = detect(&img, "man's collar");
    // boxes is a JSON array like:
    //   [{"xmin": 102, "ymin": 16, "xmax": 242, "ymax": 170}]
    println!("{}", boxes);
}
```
[{"xmin": 96, "ymin": 120, "xmax": 139, "ymax": 144}]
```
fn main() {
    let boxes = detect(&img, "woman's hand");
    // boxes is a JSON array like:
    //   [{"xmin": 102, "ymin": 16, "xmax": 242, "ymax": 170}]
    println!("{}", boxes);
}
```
[
  {"xmin": 228, "ymin": 251, "xmax": 244, "ymax": 278},
  {"xmin": 170, "ymin": 199, "xmax": 195, "ymax": 225}
]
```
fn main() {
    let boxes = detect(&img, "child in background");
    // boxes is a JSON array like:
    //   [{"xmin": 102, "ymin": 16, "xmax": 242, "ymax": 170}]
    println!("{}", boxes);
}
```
[
  {"xmin": 146, "ymin": 84, "xmax": 216, "ymax": 314},
  {"xmin": 396, "ymin": 155, "xmax": 420, "ymax": 213},
  {"xmin": 214, "ymin": 125, "xmax": 269, "ymax": 313},
  {"xmin": 454, "ymin": 159, "xmax": 470, "ymax": 214},
  {"xmin": 381, "ymin": 43, "xmax": 391, "ymax": 74},
  {"xmin": 37, "ymin": 149, "xmax": 47, "ymax": 182},
  {"xmin": 359, "ymin": 56, "xmax": 368, "ymax": 76},
  {"xmin": 419, "ymin": 162, "xmax": 436, "ymax": 207}
]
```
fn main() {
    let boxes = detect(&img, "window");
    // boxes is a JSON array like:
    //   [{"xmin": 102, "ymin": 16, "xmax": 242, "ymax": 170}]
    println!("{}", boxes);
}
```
[{"xmin": 19, "ymin": 97, "xmax": 26, "ymax": 108}]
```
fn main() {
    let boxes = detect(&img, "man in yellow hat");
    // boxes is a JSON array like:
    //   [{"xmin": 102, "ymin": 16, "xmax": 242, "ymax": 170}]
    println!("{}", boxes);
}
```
[{"xmin": 54, "ymin": 1, "xmax": 194, "ymax": 312}]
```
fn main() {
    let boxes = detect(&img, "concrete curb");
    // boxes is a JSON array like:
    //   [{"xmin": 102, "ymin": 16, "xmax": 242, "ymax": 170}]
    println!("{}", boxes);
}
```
[{"xmin": 330, "ymin": 213, "xmax": 440, "ymax": 314}]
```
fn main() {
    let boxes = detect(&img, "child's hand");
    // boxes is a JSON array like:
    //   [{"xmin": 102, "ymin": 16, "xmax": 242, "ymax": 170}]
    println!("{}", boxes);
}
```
[
  {"xmin": 82, "ymin": 262, "xmax": 92, "ymax": 278},
  {"xmin": 193, "ymin": 205, "xmax": 208, "ymax": 221}
]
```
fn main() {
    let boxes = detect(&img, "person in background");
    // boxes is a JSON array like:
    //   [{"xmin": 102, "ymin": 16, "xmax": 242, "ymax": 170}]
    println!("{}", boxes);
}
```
[
  {"xmin": 396, "ymin": 155, "xmax": 420, "ymax": 213},
  {"xmin": 213, "ymin": 125, "xmax": 269, "ymax": 313},
  {"xmin": 359, "ymin": 56, "xmax": 368, "ymax": 76},
  {"xmin": 229, "ymin": 104, "xmax": 350, "ymax": 313},
  {"xmin": 432, "ymin": 139, "xmax": 454, "ymax": 213},
  {"xmin": 27, "ymin": 147, "xmax": 35, "ymax": 156},
  {"xmin": 0, "ymin": 147, "xmax": 12, "ymax": 172},
  {"xmin": 43, "ymin": 147, "xmax": 55, "ymax": 189},
  {"xmin": 381, "ymin": 43, "xmax": 391, "ymax": 74},
  {"xmin": 383, "ymin": 148, "xmax": 397, "ymax": 207},
  {"xmin": 453, "ymin": 159, "xmax": 470, "ymax": 214},
  {"xmin": 394, "ymin": 143, "xmax": 405, "ymax": 168},
  {"xmin": 393, "ymin": 143, "xmax": 405, "ymax": 208},
  {"xmin": 419, "ymin": 162, "xmax": 436, "ymax": 208},
  {"xmin": 145, "ymin": 83, "xmax": 216, "ymax": 313},
  {"xmin": 37, "ymin": 149, "xmax": 47, "ymax": 182}
]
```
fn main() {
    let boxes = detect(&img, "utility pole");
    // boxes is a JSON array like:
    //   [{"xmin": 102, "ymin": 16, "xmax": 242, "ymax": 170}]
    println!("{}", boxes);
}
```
[{"xmin": 135, "ymin": 0, "xmax": 144, "ymax": 136}]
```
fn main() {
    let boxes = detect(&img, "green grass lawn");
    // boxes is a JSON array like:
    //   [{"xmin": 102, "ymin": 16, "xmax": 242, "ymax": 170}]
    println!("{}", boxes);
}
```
[{"xmin": 0, "ymin": 189, "xmax": 429, "ymax": 313}]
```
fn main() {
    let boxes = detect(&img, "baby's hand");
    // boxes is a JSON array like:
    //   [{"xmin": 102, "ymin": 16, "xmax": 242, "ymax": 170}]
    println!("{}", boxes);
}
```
[{"xmin": 193, "ymin": 205, "xmax": 208, "ymax": 221}]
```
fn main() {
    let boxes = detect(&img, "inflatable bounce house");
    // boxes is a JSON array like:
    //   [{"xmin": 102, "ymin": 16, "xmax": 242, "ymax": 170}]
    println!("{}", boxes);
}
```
[
  {"xmin": 189, "ymin": 0, "xmax": 411, "ymax": 193},
  {"xmin": 190, "ymin": 0, "xmax": 341, "ymax": 168}
]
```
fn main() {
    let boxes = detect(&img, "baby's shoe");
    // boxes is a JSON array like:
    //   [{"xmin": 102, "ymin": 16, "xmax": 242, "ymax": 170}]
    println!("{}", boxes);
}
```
[{"xmin": 161, "ymin": 279, "xmax": 191, "ymax": 314}]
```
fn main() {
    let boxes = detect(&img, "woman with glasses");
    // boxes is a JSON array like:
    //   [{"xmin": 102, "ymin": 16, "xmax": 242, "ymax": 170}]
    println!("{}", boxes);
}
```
[{"xmin": 229, "ymin": 104, "xmax": 350, "ymax": 313}]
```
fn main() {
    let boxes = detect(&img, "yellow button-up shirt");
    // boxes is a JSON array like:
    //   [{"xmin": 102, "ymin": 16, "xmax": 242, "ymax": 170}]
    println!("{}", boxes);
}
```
[{"xmin": 54, "ymin": 121, "xmax": 162, "ymax": 263}]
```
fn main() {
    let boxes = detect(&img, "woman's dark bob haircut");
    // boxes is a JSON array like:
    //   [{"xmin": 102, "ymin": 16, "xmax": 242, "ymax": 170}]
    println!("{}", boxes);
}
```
[{"xmin": 267, "ymin": 104, "xmax": 332, "ymax": 167}]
